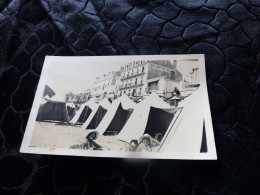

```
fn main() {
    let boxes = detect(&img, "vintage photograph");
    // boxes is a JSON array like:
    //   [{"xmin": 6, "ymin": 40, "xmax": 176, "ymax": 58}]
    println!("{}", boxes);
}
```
[{"xmin": 20, "ymin": 55, "xmax": 217, "ymax": 159}]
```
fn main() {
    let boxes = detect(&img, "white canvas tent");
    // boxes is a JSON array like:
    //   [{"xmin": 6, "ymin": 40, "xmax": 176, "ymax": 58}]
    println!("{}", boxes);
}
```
[
  {"xmin": 116, "ymin": 93, "xmax": 179, "ymax": 143},
  {"xmin": 70, "ymin": 99, "xmax": 97, "ymax": 124},
  {"xmin": 66, "ymin": 102, "xmax": 76, "ymax": 108},
  {"xmin": 82, "ymin": 97, "xmax": 111, "ymax": 129},
  {"xmin": 40, "ymin": 95, "xmax": 49, "ymax": 105},
  {"xmin": 94, "ymin": 94, "xmax": 136, "ymax": 135},
  {"xmin": 158, "ymin": 87, "xmax": 205, "ymax": 154},
  {"xmin": 44, "ymin": 94, "xmax": 66, "ymax": 103}
]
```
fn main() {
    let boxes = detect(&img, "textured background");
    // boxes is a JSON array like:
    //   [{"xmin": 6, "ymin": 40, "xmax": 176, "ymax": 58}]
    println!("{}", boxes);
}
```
[{"xmin": 0, "ymin": 0, "xmax": 260, "ymax": 194}]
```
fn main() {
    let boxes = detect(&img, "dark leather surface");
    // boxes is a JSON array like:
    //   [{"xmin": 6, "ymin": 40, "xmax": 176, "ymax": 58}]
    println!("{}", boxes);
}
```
[{"xmin": 0, "ymin": 0, "xmax": 260, "ymax": 194}]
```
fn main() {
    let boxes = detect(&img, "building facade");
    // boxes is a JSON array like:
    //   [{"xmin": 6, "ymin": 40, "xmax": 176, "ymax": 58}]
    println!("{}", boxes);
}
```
[
  {"xmin": 76, "ymin": 60, "xmax": 184, "ymax": 103},
  {"xmin": 189, "ymin": 67, "xmax": 199, "ymax": 84},
  {"xmin": 118, "ymin": 61, "xmax": 147, "ymax": 97},
  {"xmin": 65, "ymin": 92, "xmax": 76, "ymax": 102},
  {"xmin": 146, "ymin": 76, "xmax": 181, "ymax": 98},
  {"xmin": 182, "ymin": 67, "xmax": 200, "ymax": 88},
  {"xmin": 117, "ymin": 60, "xmax": 182, "ymax": 98},
  {"xmin": 92, "ymin": 71, "xmax": 121, "ymax": 101},
  {"xmin": 65, "ymin": 92, "xmax": 88, "ymax": 104}
]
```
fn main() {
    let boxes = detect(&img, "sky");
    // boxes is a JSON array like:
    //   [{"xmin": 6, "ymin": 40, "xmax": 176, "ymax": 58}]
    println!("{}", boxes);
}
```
[
  {"xmin": 176, "ymin": 59, "xmax": 199, "ymax": 81},
  {"xmin": 45, "ymin": 59, "xmax": 128, "ymax": 97},
  {"xmin": 44, "ymin": 57, "xmax": 200, "ymax": 97}
]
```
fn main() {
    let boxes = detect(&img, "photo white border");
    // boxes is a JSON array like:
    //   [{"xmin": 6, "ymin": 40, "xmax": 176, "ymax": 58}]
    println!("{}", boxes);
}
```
[{"xmin": 20, "ymin": 54, "xmax": 217, "ymax": 160}]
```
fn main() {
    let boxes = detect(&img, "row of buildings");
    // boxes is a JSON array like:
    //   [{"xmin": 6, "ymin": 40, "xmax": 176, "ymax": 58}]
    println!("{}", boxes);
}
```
[{"xmin": 66, "ymin": 60, "xmax": 199, "ymax": 103}]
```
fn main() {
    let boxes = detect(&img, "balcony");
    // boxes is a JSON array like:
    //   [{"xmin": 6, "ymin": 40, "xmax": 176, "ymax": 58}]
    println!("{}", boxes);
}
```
[
  {"xmin": 136, "ymin": 82, "xmax": 144, "ymax": 87},
  {"xmin": 120, "ymin": 72, "xmax": 145, "ymax": 81},
  {"xmin": 119, "ymin": 82, "xmax": 144, "ymax": 90},
  {"xmin": 118, "ymin": 85, "xmax": 124, "ymax": 90}
]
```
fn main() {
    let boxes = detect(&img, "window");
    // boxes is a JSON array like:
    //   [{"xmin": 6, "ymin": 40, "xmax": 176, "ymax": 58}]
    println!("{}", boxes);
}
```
[
  {"xmin": 132, "ymin": 89, "xmax": 136, "ymax": 96},
  {"xmin": 148, "ymin": 81, "xmax": 159, "ymax": 91},
  {"xmin": 170, "ymin": 71, "xmax": 176, "ymax": 79},
  {"xmin": 137, "ymin": 68, "xmax": 139, "ymax": 74},
  {"xmin": 142, "ymin": 66, "xmax": 145, "ymax": 73}
]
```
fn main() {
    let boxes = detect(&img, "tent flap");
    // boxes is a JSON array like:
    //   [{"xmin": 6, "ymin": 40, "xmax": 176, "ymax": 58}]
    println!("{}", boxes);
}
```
[
  {"xmin": 77, "ymin": 106, "xmax": 92, "ymax": 123},
  {"xmin": 67, "ymin": 106, "xmax": 76, "ymax": 119},
  {"xmin": 86, "ymin": 106, "xmax": 108, "ymax": 129},
  {"xmin": 103, "ymin": 103, "xmax": 133, "ymax": 135},
  {"xmin": 143, "ymin": 107, "xmax": 175, "ymax": 138}
]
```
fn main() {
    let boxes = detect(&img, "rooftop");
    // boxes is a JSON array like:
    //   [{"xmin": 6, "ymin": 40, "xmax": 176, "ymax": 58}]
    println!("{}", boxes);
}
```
[{"xmin": 148, "ymin": 60, "xmax": 176, "ymax": 69}]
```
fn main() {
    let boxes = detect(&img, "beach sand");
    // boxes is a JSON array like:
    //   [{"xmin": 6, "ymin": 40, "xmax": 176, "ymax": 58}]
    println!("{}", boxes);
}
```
[{"xmin": 30, "ymin": 122, "xmax": 128, "ymax": 151}]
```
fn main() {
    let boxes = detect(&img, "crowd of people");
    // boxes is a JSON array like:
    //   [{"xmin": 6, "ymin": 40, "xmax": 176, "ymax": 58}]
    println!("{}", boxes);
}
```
[{"xmin": 70, "ymin": 131, "xmax": 161, "ymax": 152}]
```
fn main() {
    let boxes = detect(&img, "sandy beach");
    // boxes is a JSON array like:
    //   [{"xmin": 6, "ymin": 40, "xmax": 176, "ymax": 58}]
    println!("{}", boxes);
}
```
[{"xmin": 30, "ymin": 122, "xmax": 129, "ymax": 151}]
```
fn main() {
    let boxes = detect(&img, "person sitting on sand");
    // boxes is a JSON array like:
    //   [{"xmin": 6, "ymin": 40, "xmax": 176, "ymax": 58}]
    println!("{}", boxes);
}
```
[
  {"xmin": 70, "ymin": 131, "xmax": 102, "ymax": 150},
  {"xmin": 136, "ymin": 134, "xmax": 160, "ymax": 152},
  {"xmin": 126, "ymin": 139, "xmax": 139, "ymax": 152},
  {"xmin": 155, "ymin": 133, "xmax": 163, "ymax": 142}
]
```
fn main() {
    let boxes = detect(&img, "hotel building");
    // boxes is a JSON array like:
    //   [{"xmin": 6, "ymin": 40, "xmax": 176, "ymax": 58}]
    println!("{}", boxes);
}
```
[
  {"xmin": 91, "ymin": 71, "xmax": 121, "ymax": 101},
  {"xmin": 118, "ymin": 60, "xmax": 183, "ymax": 98}
]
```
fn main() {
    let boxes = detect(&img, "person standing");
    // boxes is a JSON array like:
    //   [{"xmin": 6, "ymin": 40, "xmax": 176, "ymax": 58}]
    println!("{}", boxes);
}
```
[{"xmin": 174, "ymin": 87, "xmax": 181, "ymax": 96}]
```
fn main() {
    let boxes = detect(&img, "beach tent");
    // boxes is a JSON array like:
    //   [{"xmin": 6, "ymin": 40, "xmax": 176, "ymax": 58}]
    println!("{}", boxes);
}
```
[
  {"xmin": 158, "ymin": 87, "xmax": 205, "ymax": 154},
  {"xmin": 42, "ymin": 85, "xmax": 55, "ymax": 98},
  {"xmin": 82, "ymin": 97, "xmax": 111, "ymax": 129},
  {"xmin": 36, "ymin": 94, "xmax": 70, "ymax": 122},
  {"xmin": 70, "ymin": 99, "xmax": 97, "ymax": 124},
  {"xmin": 116, "ymin": 93, "xmax": 181, "ymax": 143},
  {"xmin": 66, "ymin": 102, "xmax": 77, "ymax": 120},
  {"xmin": 40, "ymin": 95, "xmax": 48, "ymax": 105},
  {"xmin": 166, "ymin": 96, "xmax": 182, "ymax": 107},
  {"xmin": 94, "ymin": 94, "xmax": 136, "ymax": 135},
  {"xmin": 40, "ymin": 85, "xmax": 56, "ymax": 106}
]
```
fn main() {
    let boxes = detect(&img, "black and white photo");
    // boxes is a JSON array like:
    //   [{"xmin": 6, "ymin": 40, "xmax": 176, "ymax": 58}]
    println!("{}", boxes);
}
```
[{"xmin": 20, "ymin": 54, "xmax": 217, "ymax": 159}]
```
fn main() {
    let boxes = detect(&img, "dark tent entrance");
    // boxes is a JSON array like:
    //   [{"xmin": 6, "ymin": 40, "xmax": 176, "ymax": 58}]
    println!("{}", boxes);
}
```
[
  {"xmin": 143, "ymin": 107, "xmax": 177, "ymax": 141},
  {"xmin": 67, "ymin": 106, "xmax": 76, "ymax": 120},
  {"xmin": 36, "ymin": 102, "xmax": 69, "ymax": 122},
  {"xmin": 86, "ymin": 106, "xmax": 107, "ymax": 129},
  {"xmin": 200, "ymin": 119, "xmax": 208, "ymax": 153},
  {"xmin": 103, "ymin": 103, "xmax": 133, "ymax": 135},
  {"xmin": 77, "ymin": 106, "xmax": 92, "ymax": 124}
]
